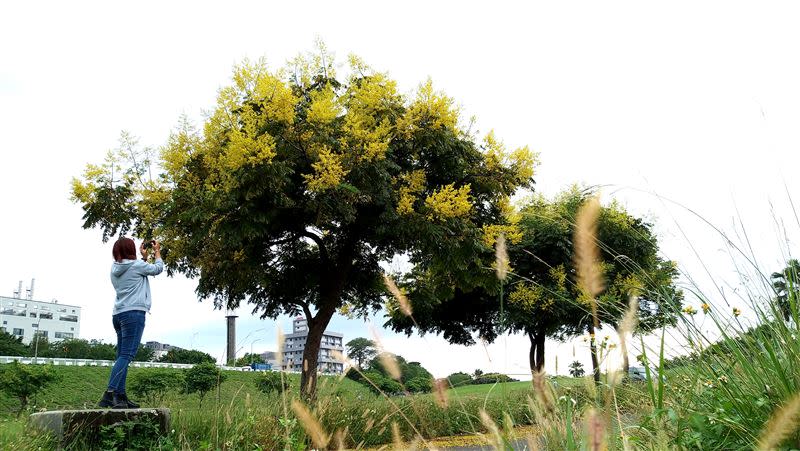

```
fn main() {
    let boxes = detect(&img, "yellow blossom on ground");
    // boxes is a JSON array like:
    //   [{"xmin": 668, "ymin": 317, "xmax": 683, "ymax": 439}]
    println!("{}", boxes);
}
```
[
  {"xmin": 701, "ymin": 303, "xmax": 711, "ymax": 314},
  {"xmin": 682, "ymin": 305, "xmax": 698, "ymax": 315}
]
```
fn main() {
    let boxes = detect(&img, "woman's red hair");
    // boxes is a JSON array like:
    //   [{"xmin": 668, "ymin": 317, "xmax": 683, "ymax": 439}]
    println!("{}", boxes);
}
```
[{"xmin": 112, "ymin": 237, "xmax": 137, "ymax": 262}]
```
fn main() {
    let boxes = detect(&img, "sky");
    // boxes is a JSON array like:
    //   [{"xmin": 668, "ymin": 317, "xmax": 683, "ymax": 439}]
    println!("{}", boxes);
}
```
[{"xmin": 1, "ymin": 1, "xmax": 800, "ymax": 378}]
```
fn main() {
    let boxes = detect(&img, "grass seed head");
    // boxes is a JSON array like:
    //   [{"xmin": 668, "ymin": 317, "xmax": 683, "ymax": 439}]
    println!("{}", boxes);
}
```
[
  {"xmin": 290, "ymin": 398, "xmax": 330, "ymax": 449},
  {"xmin": 585, "ymin": 408, "xmax": 607, "ymax": 451},
  {"xmin": 575, "ymin": 196, "xmax": 605, "ymax": 310},
  {"xmin": 495, "ymin": 233, "xmax": 510, "ymax": 281},
  {"xmin": 756, "ymin": 392, "xmax": 800, "ymax": 451},
  {"xmin": 433, "ymin": 378, "xmax": 449, "ymax": 408},
  {"xmin": 384, "ymin": 273, "xmax": 412, "ymax": 316}
]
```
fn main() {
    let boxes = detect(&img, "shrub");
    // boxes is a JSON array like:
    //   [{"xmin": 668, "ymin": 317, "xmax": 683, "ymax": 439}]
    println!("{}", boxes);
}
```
[
  {"xmin": 128, "ymin": 368, "xmax": 184, "ymax": 405},
  {"xmin": 254, "ymin": 371, "xmax": 290, "ymax": 394},
  {"xmin": 0, "ymin": 362, "xmax": 59, "ymax": 416},
  {"xmin": 159, "ymin": 349, "xmax": 215, "ymax": 364},
  {"xmin": 183, "ymin": 362, "xmax": 226, "ymax": 407},
  {"xmin": 446, "ymin": 372, "xmax": 473, "ymax": 387},
  {"xmin": 472, "ymin": 373, "xmax": 518, "ymax": 385},
  {"xmin": 406, "ymin": 376, "xmax": 433, "ymax": 393}
]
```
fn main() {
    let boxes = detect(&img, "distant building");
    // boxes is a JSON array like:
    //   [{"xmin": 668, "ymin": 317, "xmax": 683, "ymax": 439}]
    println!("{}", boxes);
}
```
[
  {"xmin": 259, "ymin": 351, "xmax": 279, "ymax": 369},
  {"xmin": 282, "ymin": 317, "xmax": 344, "ymax": 374},
  {"xmin": 0, "ymin": 289, "xmax": 81, "ymax": 344},
  {"xmin": 144, "ymin": 341, "xmax": 183, "ymax": 360}
]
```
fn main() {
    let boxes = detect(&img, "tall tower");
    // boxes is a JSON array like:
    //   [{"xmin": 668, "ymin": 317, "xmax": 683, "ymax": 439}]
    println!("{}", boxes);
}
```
[{"xmin": 225, "ymin": 308, "xmax": 238, "ymax": 365}]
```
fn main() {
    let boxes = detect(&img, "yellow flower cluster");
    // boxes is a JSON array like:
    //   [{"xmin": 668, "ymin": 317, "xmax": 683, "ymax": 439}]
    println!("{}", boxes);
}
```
[
  {"xmin": 701, "ymin": 303, "xmax": 711, "ymax": 314},
  {"xmin": 682, "ymin": 305, "xmax": 698, "ymax": 315},
  {"xmin": 396, "ymin": 170, "xmax": 426, "ymax": 215},
  {"xmin": 341, "ymin": 73, "xmax": 397, "ymax": 161},
  {"xmin": 424, "ymin": 183, "xmax": 472, "ymax": 220},
  {"xmin": 481, "ymin": 196, "xmax": 523, "ymax": 247},
  {"xmin": 509, "ymin": 283, "xmax": 554, "ymax": 312},
  {"xmin": 396, "ymin": 79, "xmax": 460, "ymax": 138},
  {"xmin": 481, "ymin": 130, "xmax": 539, "ymax": 181},
  {"xmin": 303, "ymin": 146, "xmax": 349, "ymax": 192},
  {"xmin": 306, "ymin": 85, "xmax": 341, "ymax": 125}
]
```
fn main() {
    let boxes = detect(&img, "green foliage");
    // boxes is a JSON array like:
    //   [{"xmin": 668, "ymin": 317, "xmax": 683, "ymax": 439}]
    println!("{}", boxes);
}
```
[
  {"xmin": 71, "ymin": 47, "xmax": 534, "ymax": 397},
  {"xmin": 254, "ymin": 371, "xmax": 290, "ymax": 394},
  {"xmin": 98, "ymin": 417, "xmax": 174, "ymax": 451},
  {"xmin": 128, "ymin": 368, "xmax": 184, "ymax": 406},
  {"xmin": 48, "ymin": 338, "xmax": 117, "ymax": 360},
  {"xmin": 134, "ymin": 345, "xmax": 155, "ymax": 362},
  {"xmin": 568, "ymin": 360, "xmax": 585, "ymax": 378},
  {"xmin": 345, "ymin": 337, "xmax": 377, "ymax": 368},
  {"xmin": 446, "ymin": 372, "xmax": 473, "ymax": 387},
  {"xmin": 234, "ymin": 352, "xmax": 265, "ymax": 367},
  {"xmin": 0, "ymin": 332, "xmax": 27, "ymax": 357},
  {"xmin": 184, "ymin": 362, "xmax": 226, "ymax": 407},
  {"xmin": 0, "ymin": 362, "xmax": 58, "ymax": 416},
  {"xmin": 771, "ymin": 258, "xmax": 799, "ymax": 322},
  {"xmin": 158, "ymin": 348, "xmax": 215, "ymax": 364},
  {"xmin": 471, "ymin": 373, "xmax": 518, "ymax": 385}
]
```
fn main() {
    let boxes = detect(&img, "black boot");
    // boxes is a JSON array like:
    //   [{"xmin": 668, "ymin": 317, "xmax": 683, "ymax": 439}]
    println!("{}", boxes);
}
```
[
  {"xmin": 98, "ymin": 390, "xmax": 115, "ymax": 408},
  {"xmin": 118, "ymin": 393, "xmax": 140, "ymax": 409}
]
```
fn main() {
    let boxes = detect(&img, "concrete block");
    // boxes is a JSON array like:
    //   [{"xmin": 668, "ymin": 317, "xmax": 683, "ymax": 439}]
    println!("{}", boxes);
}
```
[{"xmin": 29, "ymin": 408, "xmax": 170, "ymax": 448}]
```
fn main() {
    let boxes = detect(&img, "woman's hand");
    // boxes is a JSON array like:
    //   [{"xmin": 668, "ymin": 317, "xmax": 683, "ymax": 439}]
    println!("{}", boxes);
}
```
[
  {"xmin": 153, "ymin": 241, "xmax": 162, "ymax": 260},
  {"xmin": 140, "ymin": 241, "xmax": 149, "ymax": 261}
]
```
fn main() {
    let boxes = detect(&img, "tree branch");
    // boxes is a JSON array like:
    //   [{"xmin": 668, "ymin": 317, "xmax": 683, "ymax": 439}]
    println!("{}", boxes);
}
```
[{"xmin": 301, "ymin": 230, "xmax": 329, "ymax": 263}]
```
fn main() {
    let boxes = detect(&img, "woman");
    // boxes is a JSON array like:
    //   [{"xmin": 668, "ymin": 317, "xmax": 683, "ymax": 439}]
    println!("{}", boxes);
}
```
[{"xmin": 98, "ymin": 237, "xmax": 163, "ymax": 409}]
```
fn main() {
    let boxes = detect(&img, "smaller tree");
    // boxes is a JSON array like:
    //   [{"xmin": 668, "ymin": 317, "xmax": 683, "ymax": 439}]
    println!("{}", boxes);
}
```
[
  {"xmin": 184, "ymin": 362, "xmax": 226, "ymax": 407},
  {"xmin": 345, "ymin": 338, "xmax": 377, "ymax": 369},
  {"xmin": 134, "ymin": 345, "xmax": 155, "ymax": 362},
  {"xmin": 772, "ymin": 259, "xmax": 800, "ymax": 322},
  {"xmin": 568, "ymin": 360, "xmax": 585, "ymax": 378},
  {"xmin": 0, "ymin": 331, "xmax": 28, "ymax": 357},
  {"xmin": 235, "ymin": 353, "xmax": 266, "ymax": 367},
  {"xmin": 446, "ymin": 372, "xmax": 473, "ymax": 387},
  {"xmin": 472, "ymin": 369, "xmax": 484, "ymax": 379},
  {"xmin": 254, "ymin": 372, "xmax": 290, "ymax": 394},
  {"xmin": 128, "ymin": 369, "xmax": 184, "ymax": 405},
  {"xmin": 0, "ymin": 361, "xmax": 59, "ymax": 417},
  {"xmin": 159, "ymin": 349, "xmax": 216, "ymax": 364},
  {"xmin": 29, "ymin": 332, "xmax": 50, "ymax": 359}
]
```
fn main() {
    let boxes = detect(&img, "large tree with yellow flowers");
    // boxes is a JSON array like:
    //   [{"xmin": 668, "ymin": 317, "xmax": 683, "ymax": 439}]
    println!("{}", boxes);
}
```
[{"xmin": 71, "ymin": 49, "xmax": 536, "ymax": 398}]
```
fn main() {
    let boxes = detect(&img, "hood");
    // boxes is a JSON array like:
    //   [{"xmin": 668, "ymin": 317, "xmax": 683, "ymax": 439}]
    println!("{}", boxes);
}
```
[{"xmin": 111, "ymin": 260, "xmax": 136, "ymax": 276}]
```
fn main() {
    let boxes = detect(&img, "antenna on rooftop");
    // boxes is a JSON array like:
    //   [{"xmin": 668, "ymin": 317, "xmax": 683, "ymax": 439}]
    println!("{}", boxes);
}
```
[{"xmin": 14, "ymin": 280, "xmax": 22, "ymax": 299}]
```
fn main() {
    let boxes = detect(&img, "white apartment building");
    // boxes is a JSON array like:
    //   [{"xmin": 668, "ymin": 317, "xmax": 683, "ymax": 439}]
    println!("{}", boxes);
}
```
[
  {"xmin": 283, "ymin": 317, "xmax": 344, "ymax": 374},
  {"xmin": 0, "ymin": 295, "xmax": 81, "ymax": 344}
]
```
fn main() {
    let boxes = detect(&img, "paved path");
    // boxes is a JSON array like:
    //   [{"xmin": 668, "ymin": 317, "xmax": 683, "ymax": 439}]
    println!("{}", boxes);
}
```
[{"xmin": 441, "ymin": 438, "xmax": 530, "ymax": 450}]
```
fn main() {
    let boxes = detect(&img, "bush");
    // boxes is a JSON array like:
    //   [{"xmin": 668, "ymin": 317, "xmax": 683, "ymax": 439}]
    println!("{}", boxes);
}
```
[
  {"xmin": 184, "ymin": 362, "xmax": 226, "ymax": 407},
  {"xmin": 128, "ymin": 368, "xmax": 184, "ymax": 405},
  {"xmin": 406, "ymin": 376, "xmax": 433, "ymax": 393},
  {"xmin": 446, "ymin": 372, "xmax": 473, "ymax": 387},
  {"xmin": 254, "ymin": 371, "xmax": 290, "ymax": 394},
  {"xmin": 472, "ymin": 373, "xmax": 518, "ymax": 385},
  {"xmin": 0, "ymin": 362, "xmax": 59, "ymax": 416},
  {"xmin": 159, "ymin": 348, "xmax": 216, "ymax": 364}
]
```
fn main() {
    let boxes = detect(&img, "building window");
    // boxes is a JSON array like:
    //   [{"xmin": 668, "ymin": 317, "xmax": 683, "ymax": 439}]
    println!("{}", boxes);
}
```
[
  {"xmin": 37, "ymin": 331, "xmax": 48, "ymax": 338},
  {"xmin": 2, "ymin": 321, "xmax": 6, "ymax": 325},
  {"xmin": 17, "ymin": 303, "xmax": 26, "ymax": 307},
  {"xmin": 39, "ymin": 312, "xmax": 53, "ymax": 320},
  {"xmin": 12, "ymin": 328, "xmax": 23, "ymax": 336},
  {"xmin": 72, "ymin": 309, "xmax": 76, "ymax": 313},
  {"xmin": 70, "ymin": 327, "xmax": 74, "ymax": 331},
  {"xmin": 57, "ymin": 308, "xmax": 67, "ymax": 313},
  {"xmin": 54, "ymin": 332, "xmax": 73, "ymax": 339},
  {"xmin": 59, "ymin": 315, "xmax": 78, "ymax": 322},
  {"xmin": 30, "ymin": 312, "xmax": 37, "ymax": 318},
  {"xmin": 32, "ymin": 323, "xmax": 38, "ymax": 328},
  {"xmin": 0, "ymin": 327, "xmax": 5, "ymax": 333}
]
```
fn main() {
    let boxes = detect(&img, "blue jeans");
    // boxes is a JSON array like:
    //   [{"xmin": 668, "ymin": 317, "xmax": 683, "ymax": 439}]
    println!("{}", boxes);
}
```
[{"xmin": 107, "ymin": 310, "xmax": 146, "ymax": 394}]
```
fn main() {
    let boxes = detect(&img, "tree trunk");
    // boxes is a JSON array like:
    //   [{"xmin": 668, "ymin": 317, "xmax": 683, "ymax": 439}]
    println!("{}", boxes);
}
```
[
  {"xmin": 299, "ymin": 305, "xmax": 337, "ymax": 402},
  {"xmin": 588, "ymin": 323, "xmax": 600, "ymax": 384},
  {"xmin": 528, "ymin": 332, "xmax": 537, "ymax": 376},
  {"xmin": 535, "ymin": 332, "xmax": 546, "ymax": 373}
]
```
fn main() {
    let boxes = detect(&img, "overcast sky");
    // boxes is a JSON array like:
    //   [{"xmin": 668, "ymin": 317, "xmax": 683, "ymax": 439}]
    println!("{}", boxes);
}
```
[{"xmin": 1, "ymin": 1, "xmax": 799, "ymax": 378}]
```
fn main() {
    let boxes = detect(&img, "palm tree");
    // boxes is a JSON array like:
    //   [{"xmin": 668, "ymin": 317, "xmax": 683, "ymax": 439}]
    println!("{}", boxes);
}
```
[{"xmin": 771, "ymin": 259, "xmax": 800, "ymax": 321}]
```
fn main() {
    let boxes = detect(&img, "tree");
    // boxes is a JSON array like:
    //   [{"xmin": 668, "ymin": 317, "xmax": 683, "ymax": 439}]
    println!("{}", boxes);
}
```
[
  {"xmin": 128, "ymin": 368, "xmax": 184, "ymax": 405},
  {"xmin": 390, "ymin": 187, "xmax": 682, "ymax": 383},
  {"xmin": 184, "ymin": 362, "xmax": 226, "ymax": 407},
  {"xmin": 71, "ymin": 47, "xmax": 535, "ymax": 399},
  {"xmin": 29, "ymin": 332, "xmax": 50, "ymax": 359},
  {"xmin": 254, "ymin": 371, "xmax": 290, "ymax": 394},
  {"xmin": 134, "ymin": 344, "xmax": 155, "ymax": 362},
  {"xmin": 345, "ymin": 338, "xmax": 377, "ymax": 368},
  {"xmin": 234, "ymin": 352, "xmax": 266, "ymax": 367},
  {"xmin": 158, "ymin": 349, "xmax": 215, "ymax": 365},
  {"xmin": 0, "ymin": 361, "xmax": 59, "ymax": 417},
  {"xmin": 0, "ymin": 331, "xmax": 28, "ymax": 357},
  {"xmin": 772, "ymin": 259, "xmax": 800, "ymax": 322},
  {"xmin": 568, "ymin": 360, "xmax": 585, "ymax": 378},
  {"xmin": 446, "ymin": 372, "xmax": 473, "ymax": 387},
  {"xmin": 472, "ymin": 369, "xmax": 484, "ymax": 379}
]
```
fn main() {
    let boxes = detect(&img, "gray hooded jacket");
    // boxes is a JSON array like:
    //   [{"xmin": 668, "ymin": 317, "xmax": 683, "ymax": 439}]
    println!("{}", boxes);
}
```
[{"xmin": 110, "ymin": 258, "xmax": 164, "ymax": 315}]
